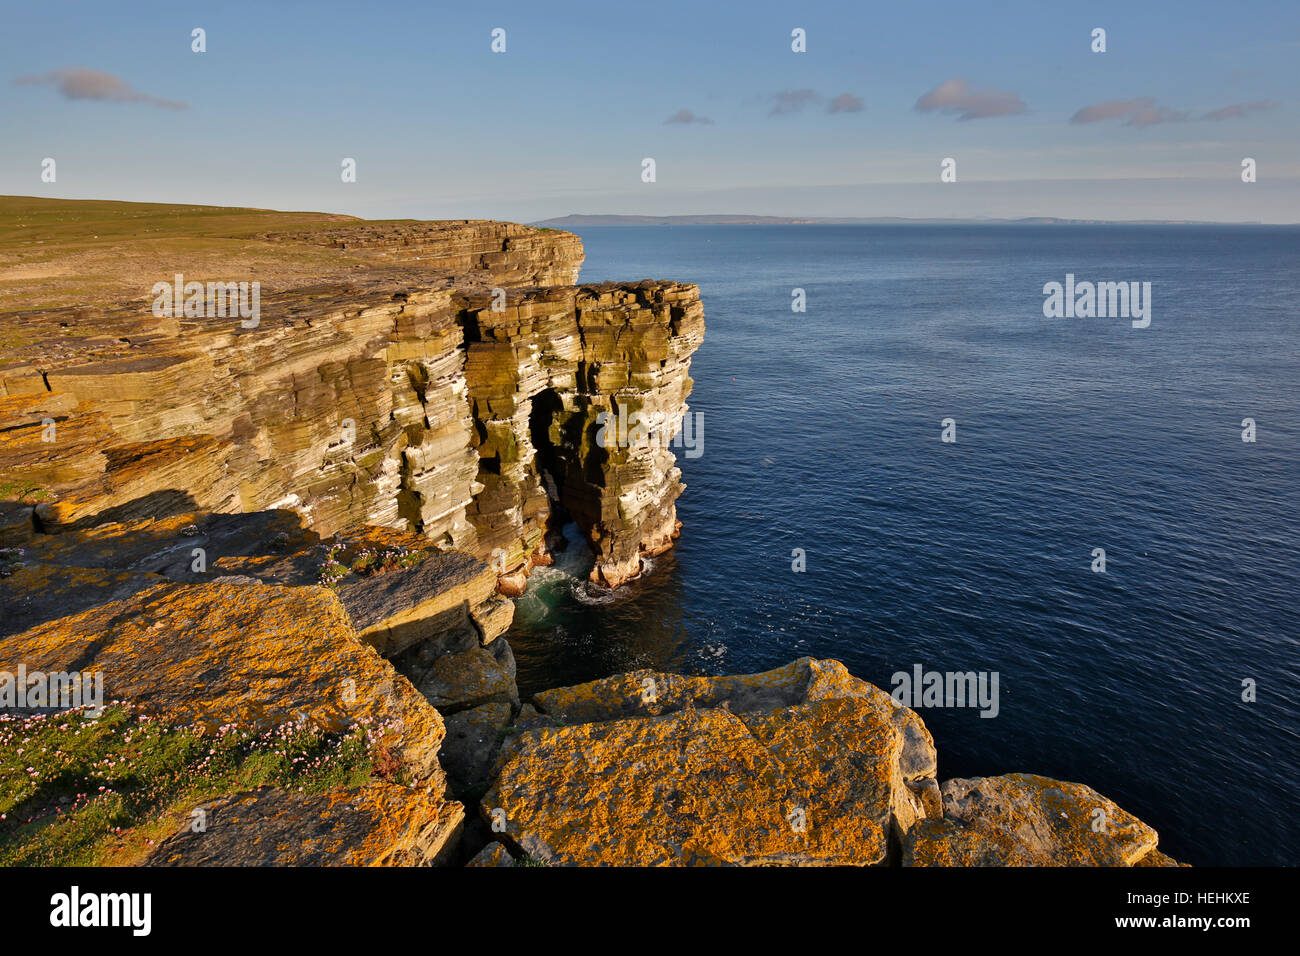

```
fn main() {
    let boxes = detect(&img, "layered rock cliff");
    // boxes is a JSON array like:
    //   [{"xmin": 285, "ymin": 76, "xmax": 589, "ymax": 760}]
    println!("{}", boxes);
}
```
[{"xmin": 0, "ymin": 199, "xmax": 703, "ymax": 592}]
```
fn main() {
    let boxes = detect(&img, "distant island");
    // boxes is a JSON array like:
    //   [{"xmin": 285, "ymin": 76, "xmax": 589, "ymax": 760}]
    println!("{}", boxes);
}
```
[{"xmin": 533, "ymin": 214, "xmax": 1266, "ymax": 227}]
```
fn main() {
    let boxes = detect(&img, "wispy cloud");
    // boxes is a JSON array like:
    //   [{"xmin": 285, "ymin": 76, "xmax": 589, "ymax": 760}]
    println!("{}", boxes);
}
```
[
  {"xmin": 664, "ymin": 108, "xmax": 713, "ymax": 125},
  {"xmin": 914, "ymin": 78, "xmax": 1026, "ymax": 120},
  {"xmin": 827, "ymin": 93, "xmax": 864, "ymax": 114},
  {"xmin": 1072, "ymin": 97, "xmax": 1277, "ymax": 127},
  {"xmin": 1071, "ymin": 97, "xmax": 1184, "ymax": 126},
  {"xmin": 13, "ymin": 67, "xmax": 188, "ymax": 109},
  {"xmin": 764, "ymin": 89, "xmax": 863, "ymax": 116},
  {"xmin": 769, "ymin": 89, "xmax": 818, "ymax": 115},
  {"xmin": 1200, "ymin": 100, "xmax": 1277, "ymax": 121}
]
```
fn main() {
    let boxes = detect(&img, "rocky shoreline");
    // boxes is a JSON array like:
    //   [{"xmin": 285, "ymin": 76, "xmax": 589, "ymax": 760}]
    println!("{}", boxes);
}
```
[
  {"xmin": 0, "ymin": 198, "xmax": 1177, "ymax": 866},
  {"xmin": 0, "ymin": 506, "xmax": 1180, "ymax": 867}
]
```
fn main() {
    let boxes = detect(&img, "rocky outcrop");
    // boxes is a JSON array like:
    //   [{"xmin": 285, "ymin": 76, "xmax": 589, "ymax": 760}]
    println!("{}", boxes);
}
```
[
  {"xmin": 0, "ymin": 199, "xmax": 703, "ymax": 593},
  {"xmin": 457, "ymin": 281, "xmax": 704, "ymax": 587},
  {"xmin": 474, "ymin": 659, "xmax": 1178, "ymax": 868},
  {"xmin": 901, "ymin": 773, "xmax": 1170, "ymax": 867},
  {"xmin": 0, "ymin": 507, "xmax": 517, "ymax": 866},
  {"xmin": 479, "ymin": 659, "xmax": 940, "ymax": 866}
]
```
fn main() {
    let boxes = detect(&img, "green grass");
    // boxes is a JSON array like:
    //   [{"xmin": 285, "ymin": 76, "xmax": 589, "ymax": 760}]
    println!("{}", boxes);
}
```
[
  {"xmin": 0, "ymin": 195, "xmax": 356, "ymax": 249},
  {"xmin": 0, "ymin": 705, "xmax": 384, "ymax": 866},
  {"xmin": 0, "ymin": 480, "xmax": 52, "ymax": 504}
]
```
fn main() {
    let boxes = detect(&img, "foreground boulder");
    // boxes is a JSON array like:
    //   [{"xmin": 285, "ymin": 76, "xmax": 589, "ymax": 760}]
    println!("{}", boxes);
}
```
[
  {"xmin": 474, "ymin": 659, "xmax": 1180, "ymax": 868},
  {"xmin": 480, "ymin": 659, "xmax": 941, "ymax": 866},
  {"xmin": 902, "ymin": 773, "xmax": 1169, "ymax": 867}
]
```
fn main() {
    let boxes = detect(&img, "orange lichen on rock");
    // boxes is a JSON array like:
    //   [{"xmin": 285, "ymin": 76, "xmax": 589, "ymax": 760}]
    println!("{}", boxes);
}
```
[
  {"xmin": 902, "ymin": 773, "xmax": 1171, "ymax": 867},
  {"xmin": 1, "ymin": 578, "xmax": 445, "ymax": 779},
  {"xmin": 143, "ymin": 783, "xmax": 464, "ymax": 866},
  {"xmin": 481, "ymin": 659, "xmax": 941, "ymax": 866}
]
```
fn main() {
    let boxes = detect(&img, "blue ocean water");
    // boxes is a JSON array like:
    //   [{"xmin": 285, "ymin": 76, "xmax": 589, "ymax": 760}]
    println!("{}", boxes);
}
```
[{"xmin": 505, "ymin": 224, "xmax": 1300, "ymax": 867}]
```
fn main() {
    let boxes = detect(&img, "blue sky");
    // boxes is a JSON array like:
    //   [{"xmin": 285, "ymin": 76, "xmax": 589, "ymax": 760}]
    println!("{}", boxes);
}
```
[{"xmin": 2, "ymin": 0, "xmax": 1298, "ymax": 221}]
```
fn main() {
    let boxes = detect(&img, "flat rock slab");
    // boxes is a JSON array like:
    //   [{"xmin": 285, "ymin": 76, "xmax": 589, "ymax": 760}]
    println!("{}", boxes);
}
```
[
  {"xmin": 144, "ymin": 784, "xmax": 463, "ymax": 866},
  {"xmin": 0, "ymin": 578, "xmax": 445, "ymax": 777},
  {"xmin": 214, "ymin": 525, "xmax": 503, "ymax": 657},
  {"xmin": 902, "ymin": 773, "xmax": 1165, "ymax": 866},
  {"xmin": 532, "ymin": 657, "xmax": 939, "ymax": 791},
  {"xmin": 482, "ymin": 659, "xmax": 941, "ymax": 866}
]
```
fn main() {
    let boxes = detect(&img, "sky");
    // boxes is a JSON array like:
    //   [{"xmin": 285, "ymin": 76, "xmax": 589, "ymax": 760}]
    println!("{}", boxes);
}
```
[{"xmin": 2, "ymin": 0, "xmax": 1298, "ymax": 222}]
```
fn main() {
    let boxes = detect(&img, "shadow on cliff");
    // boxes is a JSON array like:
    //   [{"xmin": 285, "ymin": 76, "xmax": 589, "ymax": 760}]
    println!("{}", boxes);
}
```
[{"xmin": 58, "ymin": 489, "xmax": 203, "ymax": 532}]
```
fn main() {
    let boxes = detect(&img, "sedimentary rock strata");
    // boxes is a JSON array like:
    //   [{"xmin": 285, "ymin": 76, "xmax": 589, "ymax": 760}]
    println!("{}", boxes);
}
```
[
  {"xmin": 458, "ymin": 281, "xmax": 703, "ymax": 587},
  {"xmin": 0, "ymin": 198, "xmax": 704, "ymax": 591}
]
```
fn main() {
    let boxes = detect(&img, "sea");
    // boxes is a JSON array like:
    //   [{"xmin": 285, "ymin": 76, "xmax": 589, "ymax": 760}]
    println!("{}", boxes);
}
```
[{"xmin": 504, "ymin": 223, "xmax": 1300, "ymax": 867}]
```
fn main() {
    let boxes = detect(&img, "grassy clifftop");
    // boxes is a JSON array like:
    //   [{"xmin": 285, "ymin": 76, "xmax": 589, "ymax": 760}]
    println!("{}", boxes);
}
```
[
  {"xmin": 0, "ymin": 196, "xmax": 580, "ymax": 321},
  {"xmin": 0, "ymin": 196, "xmax": 369, "ymax": 316}
]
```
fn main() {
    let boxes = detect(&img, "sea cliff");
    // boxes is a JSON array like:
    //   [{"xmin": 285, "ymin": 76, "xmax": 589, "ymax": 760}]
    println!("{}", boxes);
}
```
[
  {"xmin": 0, "ymin": 198, "xmax": 1176, "ymax": 866},
  {"xmin": 0, "ymin": 197, "xmax": 703, "ymax": 592}
]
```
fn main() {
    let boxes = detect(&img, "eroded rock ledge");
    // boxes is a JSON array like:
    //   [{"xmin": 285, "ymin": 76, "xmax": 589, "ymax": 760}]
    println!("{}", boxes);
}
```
[{"xmin": 1, "ymin": 509, "xmax": 517, "ymax": 865}]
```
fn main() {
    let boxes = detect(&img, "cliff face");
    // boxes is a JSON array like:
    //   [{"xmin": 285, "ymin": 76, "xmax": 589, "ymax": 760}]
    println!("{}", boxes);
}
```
[
  {"xmin": 458, "ymin": 281, "xmax": 704, "ymax": 589},
  {"xmin": 0, "ymin": 201, "xmax": 703, "ymax": 591}
]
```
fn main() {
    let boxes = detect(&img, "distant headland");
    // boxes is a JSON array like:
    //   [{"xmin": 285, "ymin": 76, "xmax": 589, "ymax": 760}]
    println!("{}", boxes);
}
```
[{"xmin": 532, "ymin": 214, "xmax": 1268, "ymax": 227}]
